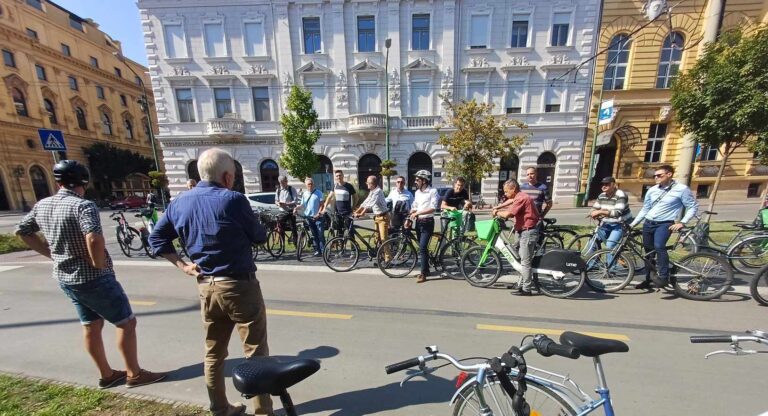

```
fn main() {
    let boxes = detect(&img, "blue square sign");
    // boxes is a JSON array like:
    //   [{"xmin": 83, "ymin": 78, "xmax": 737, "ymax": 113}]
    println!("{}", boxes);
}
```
[{"xmin": 38, "ymin": 129, "xmax": 66, "ymax": 151}]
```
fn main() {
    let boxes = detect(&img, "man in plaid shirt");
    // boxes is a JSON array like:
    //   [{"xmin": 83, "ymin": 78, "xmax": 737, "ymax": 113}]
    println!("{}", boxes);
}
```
[{"xmin": 15, "ymin": 160, "xmax": 165, "ymax": 389}]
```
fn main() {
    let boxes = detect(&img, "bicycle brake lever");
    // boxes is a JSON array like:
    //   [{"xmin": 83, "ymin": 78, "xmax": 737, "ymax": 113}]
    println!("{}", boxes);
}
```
[
  {"xmin": 399, "ymin": 366, "xmax": 435, "ymax": 387},
  {"xmin": 704, "ymin": 348, "xmax": 756, "ymax": 359}
]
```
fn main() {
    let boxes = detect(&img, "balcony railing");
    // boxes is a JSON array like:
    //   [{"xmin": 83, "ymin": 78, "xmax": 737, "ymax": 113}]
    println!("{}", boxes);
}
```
[
  {"xmin": 347, "ymin": 113, "xmax": 387, "ymax": 133},
  {"xmin": 316, "ymin": 119, "xmax": 339, "ymax": 131},
  {"xmin": 207, "ymin": 114, "xmax": 244, "ymax": 139},
  {"xmin": 402, "ymin": 115, "xmax": 442, "ymax": 129}
]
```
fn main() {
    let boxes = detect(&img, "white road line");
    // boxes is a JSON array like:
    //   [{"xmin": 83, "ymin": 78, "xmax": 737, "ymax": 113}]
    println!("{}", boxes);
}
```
[{"xmin": 0, "ymin": 266, "xmax": 23, "ymax": 273}]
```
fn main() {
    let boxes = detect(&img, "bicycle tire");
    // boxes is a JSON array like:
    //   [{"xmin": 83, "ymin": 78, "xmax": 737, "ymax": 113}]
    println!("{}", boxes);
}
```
[
  {"xmin": 460, "ymin": 246, "xmax": 503, "ymax": 288},
  {"xmin": 567, "ymin": 234, "xmax": 598, "ymax": 256},
  {"xmin": 252, "ymin": 244, "xmax": 261, "ymax": 262},
  {"xmin": 539, "ymin": 234, "xmax": 563, "ymax": 254},
  {"xmin": 377, "ymin": 236, "xmax": 417, "ymax": 278},
  {"xmin": 323, "ymin": 237, "xmax": 360, "ymax": 272},
  {"xmin": 749, "ymin": 265, "xmax": 768, "ymax": 306},
  {"xmin": 265, "ymin": 230, "xmax": 285, "ymax": 258},
  {"xmin": 728, "ymin": 235, "xmax": 768, "ymax": 274},
  {"xmin": 553, "ymin": 228, "xmax": 579, "ymax": 248},
  {"xmin": 584, "ymin": 249, "xmax": 635, "ymax": 292},
  {"xmin": 535, "ymin": 269, "xmax": 585, "ymax": 298},
  {"xmin": 296, "ymin": 229, "xmax": 312, "ymax": 262},
  {"xmin": 116, "ymin": 227, "xmax": 133, "ymax": 257},
  {"xmin": 672, "ymin": 252, "xmax": 733, "ymax": 301},
  {"xmin": 142, "ymin": 235, "xmax": 156, "ymax": 259},
  {"xmin": 452, "ymin": 377, "xmax": 577, "ymax": 416},
  {"xmin": 438, "ymin": 236, "xmax": 477, "ymax": 279}
]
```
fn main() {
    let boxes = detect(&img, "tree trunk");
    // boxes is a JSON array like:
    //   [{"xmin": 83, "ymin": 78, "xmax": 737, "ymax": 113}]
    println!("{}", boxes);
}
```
[{"xmin": 706, "ymin": 149, "xmax": 731, "ymax": 221}]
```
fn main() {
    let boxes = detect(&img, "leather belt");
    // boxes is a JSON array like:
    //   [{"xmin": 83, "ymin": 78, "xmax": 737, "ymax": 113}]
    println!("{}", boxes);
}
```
[{"xmin": 198, "ymin": 271, "xmax": 256, "ymax": 284}]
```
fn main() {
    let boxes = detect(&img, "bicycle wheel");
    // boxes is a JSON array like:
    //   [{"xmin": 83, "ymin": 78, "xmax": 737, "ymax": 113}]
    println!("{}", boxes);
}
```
[
  {"xmin": 728, "ymin": 235, "xmax": 768, "ymax": 274},
  {"xmin": 453, "ymin": 377, "xmax": 577, "ymax": 416},
  {"xmin": 265, "ymin": 230, "xmax": 284, "ymax": 258},
  {"xmin": 116, "ymin": 228, "xmax": 132, "ymax": 257},
  {"xmin": 567, "ymin": 234, "xmax": 598, "ymax": 256},
  {"xmin": 539, "ymin": 234, "xmax": 563, "ymax": 254},
  {"xmin": 554, "ymin": 229, "xmax": 579, "ymax": 249},
  {"xmin": 296, "ymin": 229, "xmax": 312, "ymax": 262},
  {"xmin": 377, "ymin": 236, "xmax": 417, "ymax": 278},
  {"xmin": 749, "ymin": 265, "xmax": 768, "ymax": 306},
  {"xmin": 672, "ymin": 252, "xmax": 733, "ymax": 301},
  {"xmin": 584, "ymin": 249, "xmax": 635, "ymax": 292},
  {"xmin": 252, "ymin": 244, "xmax": 261, "ymax": 262},
  {"xmin": 460, "ymin": 246, "xmax": 503, "ymax": 288},
  {"xmin": 535, "ymin": 269, "xmax": 585, "ymax": 298},
  {"xmin": 323, "ymin": 237, "xmax": 360, "ymax": 272},
  {"xmin": 438, "ymin": 236, "xmax": 477, "ymax": 279}
]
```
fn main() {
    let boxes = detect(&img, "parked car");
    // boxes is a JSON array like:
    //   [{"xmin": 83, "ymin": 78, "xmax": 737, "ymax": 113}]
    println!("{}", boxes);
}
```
[
  {"xmin": 110, "ymin": 195, "xmax": 145, "ymax": 210},
  {"xmin": 246, "ymin": 192, "xmax": 282, "ymax": 214}
]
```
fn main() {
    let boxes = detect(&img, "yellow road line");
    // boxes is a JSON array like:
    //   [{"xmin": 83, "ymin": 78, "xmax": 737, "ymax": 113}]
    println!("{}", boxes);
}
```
[
  {"xmin": 477, "ymin": 324, "xmax": 630, "ymax": 341},
  {"xmin": 267, "ymin": 309, "xmax": 352, "ymax": 320},
  {"xmin": 129, "ymin": 300, "xmax": 157, "ymax": 306}
]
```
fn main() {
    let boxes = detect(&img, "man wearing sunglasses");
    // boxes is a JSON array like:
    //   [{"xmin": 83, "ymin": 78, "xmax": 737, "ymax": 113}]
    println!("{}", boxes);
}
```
[
  {"xmin": 630, "ymin": 165, "xmax": 697, "ymax": 289},
  {"xmin": 385, "ymin": 176, "xmax": 414, "ymax": 230},
  {"xmin": 589, "ymin": 176, "xmax": 632, "ymax": 252}
]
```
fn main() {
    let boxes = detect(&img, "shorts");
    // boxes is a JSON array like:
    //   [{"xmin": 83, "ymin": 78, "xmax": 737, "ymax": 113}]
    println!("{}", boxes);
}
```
[{"xmin": 59, "ymin": 274, "xmax": 134, "ymax": 326}]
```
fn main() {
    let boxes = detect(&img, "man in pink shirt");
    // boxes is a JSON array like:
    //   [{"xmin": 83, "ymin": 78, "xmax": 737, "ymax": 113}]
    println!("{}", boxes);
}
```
[{"xmin": 492, "ymin": 179, "xmax": 541, "ymax": 295}]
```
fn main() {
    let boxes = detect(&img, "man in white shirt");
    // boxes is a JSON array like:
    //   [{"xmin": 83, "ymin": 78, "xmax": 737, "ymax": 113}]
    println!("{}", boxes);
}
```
[
  {"xmin": 409, "ymin": 170, "xmax": 439, "ymax": 283},
  {"xmin": 385, "ymin": 175, "xmax": 414, "ymax": 230},
  {"xmin": 354, "ymin": 176, "xmax": 390, "ymax": 259}
]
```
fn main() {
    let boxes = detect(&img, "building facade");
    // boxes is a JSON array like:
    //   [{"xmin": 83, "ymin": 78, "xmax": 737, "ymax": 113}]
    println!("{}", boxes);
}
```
[
  {"xmin": 0, "ymin": 0, "xmax": 159, "ymax": 211},
  {"xmin": 579, "ymin": 0, "xmax": 768, "ymax": 203},
  {"xmin": 139, "ymin": 0, "xmax": 601, "ymax": 203}
]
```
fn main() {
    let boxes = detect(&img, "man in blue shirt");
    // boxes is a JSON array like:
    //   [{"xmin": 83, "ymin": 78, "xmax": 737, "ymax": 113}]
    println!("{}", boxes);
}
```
[
  {"xmin": 149, "ymin": 148, "xmax": 271, "ymax": 416},
  {"xmin": 630, "ymin": 164, "xmax": 698, "ymax": 289},
  {"xmin": 294, "ymin": 177, "xmax": 325, "ymax": 256}
]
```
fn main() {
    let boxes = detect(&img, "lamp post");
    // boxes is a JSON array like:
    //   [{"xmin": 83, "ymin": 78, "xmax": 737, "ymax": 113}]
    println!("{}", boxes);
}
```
[
  {"xmin": 384, "ymin": 38, "xmax": 392, "ymax": 192},
  {"xmin": 114, "ymin": 52, "xmax": 166, "ymax": 208},
  {"xmin": 12, "ymin": 166, "xmax": 29, "ymax": 212}
]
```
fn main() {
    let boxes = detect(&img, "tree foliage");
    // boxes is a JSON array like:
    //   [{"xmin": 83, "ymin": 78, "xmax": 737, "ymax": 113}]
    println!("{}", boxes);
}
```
[
  {"xmin": 83, "ymin": 143, "xmax": 154, "ymax": 196},
  {"xmin": 671, "ymin": 26, "xmax": 768, "ymax": 209},
  {"xmin": 279, "ymin": 86, "xmax": 320, "ymax": 181},
  {"xmin": 148, "ymin": 171, "xmax": 168, "ymax": 190},
  {"xmin": 436, "ymin": 99, "xmax": 527, "ymax": 193}
]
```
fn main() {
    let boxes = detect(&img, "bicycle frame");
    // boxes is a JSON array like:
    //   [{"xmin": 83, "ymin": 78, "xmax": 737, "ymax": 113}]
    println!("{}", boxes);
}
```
[{"xmin": 477, "ymin": 219, "xmax": 567, "ymax": 279}]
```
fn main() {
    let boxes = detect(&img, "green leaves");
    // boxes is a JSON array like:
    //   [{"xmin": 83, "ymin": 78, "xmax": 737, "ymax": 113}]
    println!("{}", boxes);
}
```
[
  {"xmin": 83, "ymin": 142, "xmax": 154, "ymax": 197},
  {"xmin": 279, "ymin": 86, "xmax": 321, "ymax": 180}
]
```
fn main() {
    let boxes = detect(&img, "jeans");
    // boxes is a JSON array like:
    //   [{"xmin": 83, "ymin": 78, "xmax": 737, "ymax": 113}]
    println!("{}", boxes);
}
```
[
  {"xmin": 306, "ymin": 218, "xmax": 325, "ymax": 253},
  {"xmin": 416, "ymin": 218, "xmax": 434, "ymax": 276},
  {"xmin": 597, "ymin": 222, "xmax": 624, "ymax": 268},
  {"xmin": 59, "ymin": 274, "xmax": 133, "ymax": 325},
  {"xmin": 517, "ymin": 229, "xmax": 539, "ymax": 291},
  {"xmin": 642, "ymin": 220, "xmax": 673, "ymax": 281}
]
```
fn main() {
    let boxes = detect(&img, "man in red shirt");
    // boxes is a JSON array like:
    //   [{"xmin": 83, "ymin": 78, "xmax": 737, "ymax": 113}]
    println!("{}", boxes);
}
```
[{"xmin": 491, "ymin": 179, "xmax": 541, "ymax": 295}]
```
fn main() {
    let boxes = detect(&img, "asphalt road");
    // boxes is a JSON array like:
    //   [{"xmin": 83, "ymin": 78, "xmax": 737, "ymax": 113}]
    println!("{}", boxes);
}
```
[{"xmin": 0, "ymin": 253, "xmax": 765, "ymax": 415}]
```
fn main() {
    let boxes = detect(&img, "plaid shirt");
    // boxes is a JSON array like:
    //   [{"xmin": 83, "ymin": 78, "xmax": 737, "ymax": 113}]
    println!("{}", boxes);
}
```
[{"xmin": 16, "ymin": 188, "xmax": 113, "ymax": 285}]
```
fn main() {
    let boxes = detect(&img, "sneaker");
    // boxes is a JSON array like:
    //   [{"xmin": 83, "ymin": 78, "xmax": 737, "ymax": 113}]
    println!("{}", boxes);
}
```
[
  {"xmin": 98, "ymin": 369, "xmax": 127, "ymax": 389},
  {"xmin": 416, "ymin": 274, "xmax": 427, "ymax": 283},
  {"xmin": 634, "ymin": 280, "xmax": 652, "ymax": 290},
  {"xmin": 212, "ymin": 402, "xmax": 247, "ymax": 416},
  {"xmin": 312, "ymin": 251, "xmax": 322, "ymax": 257},
  {"xmin": 515, "ymin": 288, "xmax": 533, "ymax": 296},
  {"xmin": 126, "ymin": 369, "xmax": 167, "ymax": 388}
]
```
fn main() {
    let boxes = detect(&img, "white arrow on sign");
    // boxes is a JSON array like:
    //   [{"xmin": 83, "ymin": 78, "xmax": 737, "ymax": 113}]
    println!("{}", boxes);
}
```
[{"xmin": 44, "ymin": 133, "xmax": 66, "ymax": 150}]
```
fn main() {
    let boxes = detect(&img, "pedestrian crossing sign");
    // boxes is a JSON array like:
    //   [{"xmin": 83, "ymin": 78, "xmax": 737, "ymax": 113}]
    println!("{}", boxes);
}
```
[{"xmin": 38, "ymin": 129, "xmax": 67, "ymax": 151}]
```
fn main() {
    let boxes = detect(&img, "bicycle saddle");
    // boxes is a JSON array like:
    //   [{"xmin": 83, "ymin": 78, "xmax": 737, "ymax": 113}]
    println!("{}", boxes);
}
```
[
  {"xmin": 559, "ymin": 331, "xmax": 629, "ymax": 357},
  {"xmin": 542, "ymin": 218, "xmax": 556, "ymax": 225},
  {"xmin": 232, "ymin": 357, "xmax": 320, "ymax": 397}
]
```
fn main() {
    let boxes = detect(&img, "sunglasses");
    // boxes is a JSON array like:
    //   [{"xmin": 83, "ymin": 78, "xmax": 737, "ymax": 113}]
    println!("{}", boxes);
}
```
[
  {"xmin": 396, "ymin": 181, "xmax": 404, "ymax": 184},
  {"xmin": 653, "ymin": 173, "xmax": 666, "ymax": 178}
]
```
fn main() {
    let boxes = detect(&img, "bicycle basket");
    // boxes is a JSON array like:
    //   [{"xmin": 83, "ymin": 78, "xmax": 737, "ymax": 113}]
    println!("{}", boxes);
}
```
[
  {"xmin": 475, "ymin": 219, "xmax": 496, "ymax": 240},
  {"xmin": 759, "ymin": 208, "xmax": 768, "ymax": 229}
]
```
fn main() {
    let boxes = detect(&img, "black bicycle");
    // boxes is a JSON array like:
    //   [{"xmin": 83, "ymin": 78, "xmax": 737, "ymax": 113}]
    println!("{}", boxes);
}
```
[
  {"xmin": 110, "ymin": 210, "xmax": 143, "ymax": 257},
  {"xmin": 323, "ymin": 215, "xmax": 390, "ymax": 272}
]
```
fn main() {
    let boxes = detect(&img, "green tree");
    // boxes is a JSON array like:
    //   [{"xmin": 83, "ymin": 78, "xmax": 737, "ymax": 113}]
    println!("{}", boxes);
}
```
[
  {"xmin": 279, "ymin": 85, "xmax": 320, "ymax": 181},
  {"xmin": 436, "ymin": 99, "xmax": 527, "ymax": 194},
  {"xmin": 380, "ymin": 159, "xmax": 397, "ymax": 191},
  {"xmin": 83, "ymin": 143, "xmax": 154, "ymax": 197},
  {"xmin": 671, "ymin": 26, "xmax": 768, "ymax": 212}
]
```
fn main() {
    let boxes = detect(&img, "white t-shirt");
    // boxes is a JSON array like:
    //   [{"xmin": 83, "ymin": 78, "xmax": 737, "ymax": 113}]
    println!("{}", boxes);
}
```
[{"xmin": 412, "ymin": 187, "xmax": 439, "ymax": 219}]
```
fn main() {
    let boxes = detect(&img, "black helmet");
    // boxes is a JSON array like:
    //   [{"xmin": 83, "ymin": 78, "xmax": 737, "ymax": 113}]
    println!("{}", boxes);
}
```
[{"xmin": 53, "ymin": 160, "xmax": 90, "ymax": 188}]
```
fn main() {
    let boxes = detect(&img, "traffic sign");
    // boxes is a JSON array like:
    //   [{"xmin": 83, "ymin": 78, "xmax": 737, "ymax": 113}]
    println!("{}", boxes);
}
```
[
  {"xmin": 598, "ymin": 100, "xmax": 615, "ymax": 126},
  {"xmin": 38, "ymin": 129, "xmax": 66, "ymax": 151}
]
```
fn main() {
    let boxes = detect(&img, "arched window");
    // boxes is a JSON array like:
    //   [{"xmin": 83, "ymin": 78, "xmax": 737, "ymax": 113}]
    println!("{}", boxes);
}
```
[
  {"xmin": 603, "ymin": 34, "xmax": 631, "ymax": 90},
  {"xmin": 233, "ymin": 160, "xmax": 245, "ymax": 194},
  {"xmin": 187, "ymin": 160, "xmax": 200, "ymax": 182},
  {"xmin": 43, "ymin": 99, "xmax": 57, "ymax": 125},
  {"xmin": 260, "ymin": 159, "xmax": 279, "ymax": 192},
  {"xmin": 357, "ymin": 154, "xmax": 382, "ymax": 189},
  {"xmin": 656, "ymin": 32, "xmax": 684, "ymax": 89},
  {"xmin": 407, "ymin": 152, "xmax": 433, "ymax": 191},
  {"xmin": 12, "ymin": 88, "xmax": 28, "ymax": 117},
  {"xmin": 536, "ymin": 152, "xmax": 557, "ymax": 191},
  {"xmin": 101, "ymin": 112, "xmax": 112, "ymax": 135},
  {"xmin": 29, "ymin": 165, "xmax": 51, "ymax": 201},
  {"xmin": 124, "ymin": 118, "xmax": 133, "ymax": 139},
  {"xmin": 75, "ymin": 107, "xmax": 87, "ymax": 130}
]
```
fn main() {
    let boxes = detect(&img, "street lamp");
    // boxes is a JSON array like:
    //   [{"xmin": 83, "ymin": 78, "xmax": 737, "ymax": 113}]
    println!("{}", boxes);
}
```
[
  {"xmin": 113, "ymin": 52, "xmax": 166, "ymax": 208},
  {"xmin": 12, "ymin": 166, "xmax": 29, "ymax": 212},
  {"xmin": 384, "ymin": 38, "xmax": 392, "ymax": 192}
]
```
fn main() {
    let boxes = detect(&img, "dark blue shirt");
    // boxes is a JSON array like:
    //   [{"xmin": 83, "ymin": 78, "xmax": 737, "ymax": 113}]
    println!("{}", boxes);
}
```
[{"xmin": 149, "ymin": 181, "xmax": 266, "ymax": 276}]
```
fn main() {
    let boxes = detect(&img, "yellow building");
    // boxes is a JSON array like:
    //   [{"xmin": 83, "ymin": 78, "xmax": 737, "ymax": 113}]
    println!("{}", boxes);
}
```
[
  {"xmin": 580, "ymin": 0, "xmax": 768, "ymax": 204},
  {"xmin": 0, "ymin": 0, "xmax": 159, "ymax": 211}
]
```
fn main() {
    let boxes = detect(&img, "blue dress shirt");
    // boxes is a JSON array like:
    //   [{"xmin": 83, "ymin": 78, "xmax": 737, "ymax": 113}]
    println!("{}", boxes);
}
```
[{"xmin": 631, "ymin": 181, "xmax": 698, "ymax": 226}]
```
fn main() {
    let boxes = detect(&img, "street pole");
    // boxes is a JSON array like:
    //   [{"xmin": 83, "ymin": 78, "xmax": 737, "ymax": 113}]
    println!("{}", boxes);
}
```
[{"xmin": 384, "ymin": 38, "xmax": 392, "ymax": 193}]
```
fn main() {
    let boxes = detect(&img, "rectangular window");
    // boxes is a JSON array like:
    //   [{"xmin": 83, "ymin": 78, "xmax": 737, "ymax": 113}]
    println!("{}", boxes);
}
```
[
  {"xmin": 120, "ymin": 94, "xmax": 128, "ymax": 107},
  {"xmin": 96, "ymin": 86, "xmax": 105, "ymax": 99},
  {"xmin": 306, "ymin": 83, "xmax": 327, "ymax": 118},
  {"xmin": 747, "ymin": 183, "xmax": 760, "ymax": 198},
  {"xmin": 467, "ymin": 81, "xmax": 486, "ymax": 103},
  {"xmin": 61, "ymin": 43, "xmax": 71, "ymax": 56},
  {"xmin": 412, "ymin": 14, "xmax": 430, "ymax": 50},
  {"xmin": 163, "ymin": 24, "xmax": 186, "ymax": 58},
  {"xmin": 26, "ymin": 28, "xmax": 38, "ymax": 39},
  {"xmin": 357, "ymin": 79, "xmax": 379, "ymax": 113},
  {"xmin": 204, "ymin": 23, "xmax": 226, "ymax": 57},
  {"xmin": 700, "ymin": 145, "xmax": 719, "ymax": 161},
  {"xmin": 644, "ymin": 123, "xmax": 667, "ymax": 163},
  {"xmin": 35, "ymin": 64, "xmax": 46, "ymax": 81},
  {"xmin": 469, "ymin": 15, "xmax": 489, "ymax": 49},
  {"xmin": 302, "ymin": 17, "xmax": 321, "ymax": 54},
  {"xmin": 244, "ymin": 22, "xmax": 266, "ymax": 56},
  {"xmin": 26, "ymin": 0, "xmax": 42, "ymax": 11},
  {"xmin": 696, "ymin": 184, "xmax": 710, "ymax": 198},
  {"xmin": 545, "ymin": 85, "xmax": 563, "ymax": 112},
  {"xmin": 506, "ymin": 80, "xmax": 524, "ymax": 113},
  {"xmin": 90, "ymin": 56, "xmax": 99, "ymax": 68},
  {"xmin": 357, "ymin": 16, "xmax": 375, "ymax": 52},
  {"xmin": 68, "ymin": 76, "xmax": 78, "ymax": 91},
  {"xmin": 410, "ymin": 80, "xmax": 430, "ymax": 116},
  {"xmin": 69, "ymin": 17, "xmax": 84, "ymax": 32},
  {"xmin": 213, "ymin": 88, "xmax": 232, "ymax": 118},
  {"xmin": 510, "ymin": 17, "xmax": 529, "ymax": 48},
  {"xmin": 252, "ymin": 87, "xmax": 270, "ymax": 121},
  {"xmin": 114, "ymin": 67, "xmax": 122, "ymax": 78},
  {"xmin": 3, "ymin": 50, "xmax": 15, "ymax": 67},
  {"xmin": 551, "ymin": 12, "xmax": 570, "ymax": 46},
  {"xmin": 175, "ymin": 88, "xmax": 195, "ymax": 122}
]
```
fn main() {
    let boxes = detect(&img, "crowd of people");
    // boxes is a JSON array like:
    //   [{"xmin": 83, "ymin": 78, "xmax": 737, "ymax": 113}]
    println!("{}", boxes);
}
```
[{"xmin": 14, "ymin": 145, "xmax": 702, "ymax": 416}]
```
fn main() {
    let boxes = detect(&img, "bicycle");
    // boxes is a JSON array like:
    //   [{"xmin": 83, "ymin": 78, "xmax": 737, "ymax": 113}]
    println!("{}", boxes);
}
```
[
  {"xmin": 690, "ymin": 329, "xmax": 767, "ymax": 359},
  {"xmin": 474, "ymin": 195, "xmax": 489, "ymax": 210},
  {"xmin": 750, "ymin": 264, "xmax": 768, "ymax": 306},
  {"xmin": 584, "ymin": 222, "xmax": 734, "ymax": 299},
  {"xmin": 264, "ymin": 211, "xmax": 300, "ymax": 258},
  {"xmin": 459, "ymin": 217, "xmax": 587, "ymax": 298},
  {"xmin": 110, "ymin": 210, "xmax": 143, "ymax": 257},
  {"xmin": 323, "ymin": 215, "xmax": 389, "ymax": 272},
  {"xmin": 375, "ymin": 209, "xmax": 476, "ymax": 279},
  {"xmin": 294, "ymin": 214, "xmax": 320, "ymax": 262},
  {"xmin": 568, "ymin": 219, "xmax": 646, "ymax": 275},
  {"xmin": 233, "ymin": 356, "xmax": 320, "ymax": 416},
  {"xmin": 539, "ymin": 218, "xmax": 579, "ymax": 253},
  {"xmin": 385, "ymin": 330, "xmax": 629, "ymax": 416}
]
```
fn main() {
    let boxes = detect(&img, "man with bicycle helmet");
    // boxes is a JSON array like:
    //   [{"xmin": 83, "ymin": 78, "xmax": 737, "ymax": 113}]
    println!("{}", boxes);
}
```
[
  {"xmin": 15, "ymin": 160, "xmax": 166, "ymax": 390},
  {"xmin": 409, "ymin": 170, "xmax": 440, "ymax": 283}
]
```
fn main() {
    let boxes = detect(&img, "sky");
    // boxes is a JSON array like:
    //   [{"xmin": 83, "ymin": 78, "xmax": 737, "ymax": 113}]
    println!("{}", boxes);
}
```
[{"xmin": 52, "ymin": 0, "xmax": 147, "ymax": 65}]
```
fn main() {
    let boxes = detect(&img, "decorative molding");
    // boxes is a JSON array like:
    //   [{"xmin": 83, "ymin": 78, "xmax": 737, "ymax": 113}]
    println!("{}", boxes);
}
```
[
  {"xmin": 389, "ymin": 69, "xmax": 400, "ymax": 108},
  {"xmin": 336, "ymin": 70, "xmax": 348, "ymax": 109}
]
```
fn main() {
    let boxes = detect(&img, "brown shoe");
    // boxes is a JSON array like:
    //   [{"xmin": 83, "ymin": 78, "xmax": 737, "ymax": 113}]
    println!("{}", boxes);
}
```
[
  {"xmin": 98, "ymin": 369, "xmax": 127, "ymax": 389},
  {"xmin": 126, "ymin": 369, "xmax": 167, "ymax": 388},
  {"xmin": 416, "ymin": 274, "xmax": 427, "ymax": 283},
  {"xmin": 212, "ymin": 402, "xmax": 246, "ymax": 416}
]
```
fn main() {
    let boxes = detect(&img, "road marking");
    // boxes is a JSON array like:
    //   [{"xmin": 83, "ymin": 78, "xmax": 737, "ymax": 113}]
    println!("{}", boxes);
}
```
[
  {"xmin": 0, "ymin": 266, "xmax": 23, "ymax": 273},
  {"xmin": 477, "ymin": 324, "xmax": 630, "ymax": 341},
  {"xmin": 129, "ymin": 300, "xmax": 157, "ymax": 306},
  {"xmin": 267, "ymin": 309, "xmax": 352, "ymax": 320}
]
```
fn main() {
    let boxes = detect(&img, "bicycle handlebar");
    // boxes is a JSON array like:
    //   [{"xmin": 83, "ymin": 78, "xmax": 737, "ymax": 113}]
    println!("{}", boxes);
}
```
[
  {"xmin": 690, "ymin": 335, "xmax": 766, "ymax": 344},
  {"xmin": 385, "ymin": 357, "xmax": 423, "ymax": 374}
]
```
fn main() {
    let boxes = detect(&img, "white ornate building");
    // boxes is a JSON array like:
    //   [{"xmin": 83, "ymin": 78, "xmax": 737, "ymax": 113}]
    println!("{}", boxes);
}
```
[{"xmin": 138, "ymin": 0, "xmax": 600, "ymax": 203}]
